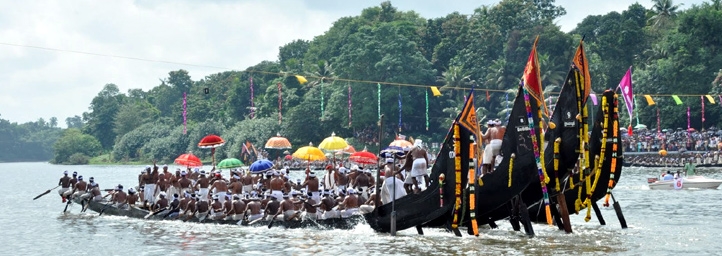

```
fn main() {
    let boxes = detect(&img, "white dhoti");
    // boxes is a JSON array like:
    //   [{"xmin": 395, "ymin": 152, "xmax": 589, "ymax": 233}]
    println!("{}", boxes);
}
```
[
  {"xmin": 341, "ymin": 208, "xmax": 358, "ymax": 218},
  {"xmin": 283, "ymin": 210, "xmax": 298, "ymax": 221},
  {"xmin": 320, "ymin": 210, "xmax": 338, "ymax": 220},
  {"xmin": 195, "ymin": 211, "xmax": 208, "ymax": 220},
  {"xmin": 228, "ymin": 213, "xmax": 245, "ymax": 221},
  {"xmin": 209, "ymin": 210, "xmax": 225, "ymax": 220},
  {"xmin": 483, "ymin": 139, "xmax": 502, "ymax": 164},
  {"xmin": 198, "ymin": 188, "xmax": 209, "ymax": 201},
  {"xmin": 58, "ymin": 187, "xmax": 70, "ymax": 197},
  {"xmin": 410, "ymin": 158, "xmax": 428, "ymax": 178},
  {"xmin": 215, "ymin": 191, "xmax": 227, "ymax": 204},
  {"xmin": 358, "ymin": 186, "xmax": 369, "ymax": 199},
  {"xmin": 310, "ymin": 191, "xmax": 321, "ymax": 203},
  {"xmin": 271, "ymin": 190, "xmax": 283, "ymax": 201},
  {"xmin": 145, "ymin": 184, "xmax": 157, "ymax": 204},
  {"xmin": 242, "ymin": 185, "xmax": 253, "ymax": 194},
  {"xmin": 247, "ymin": 213, "xmax": 263, "ymax": 222},
  {"xmin": 93, "ymin": 195, "xmax": 103, "ymax": 201},
  {"xmin": 303, "ymin": 212, "xmax": 317, "ymax": 220},
  {"xmin": 359, "ymin": 205, "xmax": 374, "ymax": 214}
]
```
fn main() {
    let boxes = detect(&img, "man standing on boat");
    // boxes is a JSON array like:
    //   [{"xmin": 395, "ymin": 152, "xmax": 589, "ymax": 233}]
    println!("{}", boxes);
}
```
[
  {"xmin": 141, "ymin": 166, "xmax": 158, "ymax": 206},
  {"xmin": 195, "ymin": 170, "xmax": 210, "ymax": 202},
  {"xmin": 381, "ymin": 160, "xmax": 406, "ymax": 205},
  {"xmin": 269, "ymin": 172, "xmax": 285, "ymax": 201},
  {"xmin": 178, "ymin": 171, "xmax": 192, "ymax": 194},
  {"xmin": 241, "ymin": 171, "xmax": 254, "ymax": 194},
  {"xmin": 210, "ymin": 175, "xmax": 229, "ymax": 205},
  {"xmin": 685, "ymin": 159, "xmax": 697, "ymax": 176},
  {"xmin": 482, "ymin": 120, "xmax": 504, "ymax": 175},
  {"xmin": 405, "ymin": 139, "xmax": 430, "ymax": 193},
  {"xmin": 322, "ymin": 165, "xmax": 337, "ymax": 192},
  {"xmin": 58, "ymin": 171, "xmax": 71, "ymax": 202},
  {"xmin": 336, "ymin": 167, "xmax": 349, "ymax": 194},
  {"xmin": 302, "ymin": 172, "xmax": 321, "ymax": 203}
]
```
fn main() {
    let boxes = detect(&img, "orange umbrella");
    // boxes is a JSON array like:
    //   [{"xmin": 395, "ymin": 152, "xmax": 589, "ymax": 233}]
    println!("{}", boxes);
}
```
[
  {"xmin": 265, "ymin": 133, "xmax": 292, "ymax": 149},
  {"xmin": 174, "ymin": 153, "xmax": 202, "ymax": 167},
  {"xmin": 389, "ymin": 139, "xmax": 413, "ymax": 149}
]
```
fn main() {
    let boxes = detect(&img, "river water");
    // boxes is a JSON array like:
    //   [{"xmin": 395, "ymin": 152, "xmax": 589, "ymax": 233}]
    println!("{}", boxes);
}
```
[{"xmin": 6, "ymin": 162, "xmax": 722, "ymax": 255}]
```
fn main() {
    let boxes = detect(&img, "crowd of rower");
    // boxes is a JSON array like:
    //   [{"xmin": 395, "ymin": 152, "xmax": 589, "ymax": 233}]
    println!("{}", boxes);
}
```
[{"xmin": 57, "ymin": 141, "xmax": 433, "ymax": 223}]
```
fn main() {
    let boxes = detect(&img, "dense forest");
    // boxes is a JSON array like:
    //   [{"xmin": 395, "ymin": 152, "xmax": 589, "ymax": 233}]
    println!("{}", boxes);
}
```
[{"xmin": 2, "ymin": 0, "xmax": 721, "ymax": 164}]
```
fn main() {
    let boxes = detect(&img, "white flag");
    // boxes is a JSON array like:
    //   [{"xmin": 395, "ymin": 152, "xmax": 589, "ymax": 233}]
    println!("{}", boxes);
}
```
[{"xmin": 674, "ymin": 178, "xmax": 684, "ymax": 190}]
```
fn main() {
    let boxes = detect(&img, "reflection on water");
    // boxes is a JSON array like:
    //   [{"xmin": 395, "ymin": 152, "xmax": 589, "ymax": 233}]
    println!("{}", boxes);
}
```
[{"xmin": 4, "ymin": 163, "xmax": 722, "ymax": 255}]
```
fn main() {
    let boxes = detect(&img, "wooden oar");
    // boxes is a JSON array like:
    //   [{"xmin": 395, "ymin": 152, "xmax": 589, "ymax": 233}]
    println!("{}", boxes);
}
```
[
  {"xmin": 611, "ymin": 193, "xmax": 628, "ymax": 229},
  {"xmin": 33, "ymin": 185, "xmax": 60, "ymax": 200}
]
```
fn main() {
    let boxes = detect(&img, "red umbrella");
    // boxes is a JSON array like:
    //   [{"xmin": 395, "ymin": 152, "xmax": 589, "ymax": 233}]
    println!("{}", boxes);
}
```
[
  {"xmin": 349, "ymin": 150, "xmax": 378, "ymax": 165},
  {"xmin": 198, "ymin": 134, "xmax": 225, "ymax": 166},
  {"xmin": 174, "ymin": 153, "xmax": 202, "ymax": 167},
  {"xmin": 284, "ymin": 155, "xmax": 293, "ymax": 160}
]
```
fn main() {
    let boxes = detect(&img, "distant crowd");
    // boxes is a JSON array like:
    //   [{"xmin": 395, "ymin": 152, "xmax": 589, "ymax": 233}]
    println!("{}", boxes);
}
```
[{"xmin": 621, "ymin": 128, "xmax": 722, "ymax": 153}]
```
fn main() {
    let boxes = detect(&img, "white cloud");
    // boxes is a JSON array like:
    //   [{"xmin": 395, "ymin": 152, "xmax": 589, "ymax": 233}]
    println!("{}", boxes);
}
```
[{"xmin": 0, "ymin": 0, "xmax": 704, "ymax": 125}]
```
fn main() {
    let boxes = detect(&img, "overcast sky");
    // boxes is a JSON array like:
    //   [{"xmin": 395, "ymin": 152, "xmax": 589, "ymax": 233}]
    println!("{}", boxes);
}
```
[{"xmin": 0, "ymin": 0, "xmax": 705, "ymax": 126}]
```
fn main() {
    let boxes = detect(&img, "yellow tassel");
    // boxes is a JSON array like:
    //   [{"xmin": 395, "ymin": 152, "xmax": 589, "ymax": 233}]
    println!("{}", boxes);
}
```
[
  {"xmin": 584, "ymin": 203, "xmax": 592, "ymax": 222},
  {"xmin": 545, "ymin": 205, "xmax": 553, "ymax": 225},
  {"xmin": 574, "ymin": 198, "xmax": 582, "ymax": 214},
  {"xmin": 478, "ymin": 177, "xmax": 484, "ymax": 187},
  {"xmin": 508, "ymin": 153, "xmax": 515, "ymax": 187}
]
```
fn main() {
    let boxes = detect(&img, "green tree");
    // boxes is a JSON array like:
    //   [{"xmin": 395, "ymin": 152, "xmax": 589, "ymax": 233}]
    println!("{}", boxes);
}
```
[
  {"xmin": 83, "ymin": 83, "xmax": 124, "ymax": 149},
  {"xmin": 52, "ymin": 128, "xmax": 102, "ymax": 164}
]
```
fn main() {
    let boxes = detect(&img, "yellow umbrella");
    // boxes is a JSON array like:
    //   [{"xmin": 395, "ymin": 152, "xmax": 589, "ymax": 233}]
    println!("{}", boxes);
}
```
[
  {"xmin": 389, "ymin": 139, "xmax": 413, "ymax": 149},
  {"xmin": 292, "ymin": 142, "xmax": 327, "ymax": 161},
  {"xmin": 319, "ymin": 132, "xmax": 348, "ymax": 151}
]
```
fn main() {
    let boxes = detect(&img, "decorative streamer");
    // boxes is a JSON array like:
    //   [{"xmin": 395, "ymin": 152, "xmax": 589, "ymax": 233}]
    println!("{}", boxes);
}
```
[
  {"xmin": 604, "ymin": 94, "xmax": 620, "ymax": 206},
  {"xmin": 468, "ymin": 137, "xmax": 479, "ymax": 236},
  {"xmin": 585, "ymin": 95, "xmax": 608, "ymax": 222},
  {"xmin": 486, "ymin": 90, "xmax": 490, "ymax": 101},
  {"xmin": 451, "ymin": 122, "xmax": 462, "ymax": 232},
  {"xmin": 644, "ymin": 95, "xmax": 655, "ymax": 106},
  {"xmin": 348, "ymin": 84, "xmax": 352, "ymax": 127},
  {"xmin": 706, "ymin": 95, "xmax": 716, "ymax": 104},
  {"xmin": 687, "ymin": 106, "xmax": 691, "ymax": 131},
  {"xmin": 321, "ymin": 80, "xmax": 325, "ymax": 117},
  {"xmin": 249, "ymin": 76, "xmax": 255, "ymax": 119},
  {"xmin": 398, "ymin": 90, "xmax": 402, "ymax": 132},
  {"xmin": 505, "ymin": 91, "xmax": 510, "ymax": 119},
  {"xmin": 522, "ymin": 87, "xmax": 552, "ymax": 225},
  {"xmin": 702, "ymin": 96, "xmax": 705, "ymax": 125},
  {"xmin": 377, "ymin": 83, "xmax": 381, "ymax": 120},
  {"xmin": 425, "ymin": 90, "xmax": 429, "ymax": 131},
  {"xmin": 657, "ymin": 108, "xmax": 661, "ymax": 135},
  {"xmin": 672, "ymin": 95, "xmax": 683, "ymax": 105},
  {"xmin": 182, "ymin": 92, "xmax": 187, "ymax": 134},
  {"xmin": 278, "ymin": 83, "xmax": 282, "ymax": 125}
]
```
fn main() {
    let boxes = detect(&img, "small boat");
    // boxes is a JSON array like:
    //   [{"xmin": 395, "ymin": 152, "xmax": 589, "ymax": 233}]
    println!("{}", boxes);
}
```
[
  {"xmin": 72, "ymin": 197, "xmax": 364, "ymax": 229},
  {"xmin": 648, "ymin": 176, "xmax": 722, "ymax": 190}
]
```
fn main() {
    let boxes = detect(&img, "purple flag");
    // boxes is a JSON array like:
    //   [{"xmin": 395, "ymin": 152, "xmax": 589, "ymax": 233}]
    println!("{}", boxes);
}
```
[
  {"xmin": 182, "ymin": 92, "xmax": 187, "ymax": 134},
  {"xmin": 589, "ymin": 93, "xmax": 598, "ymax": 106},
  {"xmin": 619, "ymin": 67, "xmax": 634, "ymax": 120}
]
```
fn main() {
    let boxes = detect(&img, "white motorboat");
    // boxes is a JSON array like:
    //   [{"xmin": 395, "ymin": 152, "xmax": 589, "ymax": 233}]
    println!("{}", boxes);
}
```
[{"xmin": 648, "ymin": 176, "xmax": 722, "ymax": 190}]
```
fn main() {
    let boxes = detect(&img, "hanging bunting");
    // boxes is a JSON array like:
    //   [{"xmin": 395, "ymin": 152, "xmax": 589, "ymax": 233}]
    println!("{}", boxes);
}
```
[
  {"xmin": 706, "ymin": 95, "xmax": 716, "ymax": 104},
  {"xmin": 687, "ymin": 106, "xmax": 691, "ymax": 130},
  {"xmin": 589, "ymin": 93, "xmax": 598, "ymax": 105},
  {"xmin": 486, "ymin": 90, "xmax": 490, "ymax": 101},
  {"xmin": 702, "ymin": 96, "xmax": 705, "ymax": 125},
  {"xmin": 278, "ymin": 83, "xmax": 282, "ymax": 125},
  {"xmin": 505, "ymin": 91, "xmax": 510, "ymax": 120},
  {"xmin": 425, "ymin": 90, "xmax": 429, "ymax": 131},
  {"xmin": 430, "ymin": 86, "xmax": 441, "ymax": 96},
  {"xmin": 348, "ymin": 84, "xmax": 352, "ymax": 127},
  {"xmin": 377, "ymin": 83, "xmax": 381, "ymax": 120},
  {"xmin": 643, "ymin": 95, "xmax": 655, "ymax": 106},
  {"xmin": 657, "ymin": 108, "xmax": 661, "ymax": 134},
  {"xmin": 398, "ymin": 89, "xmax": 402, "ymax": 132},
  {"xmin": 295, "ymin": 75, "xmax": 308, "ymax": 84},
  {"xmin": 249, "ymin": 77, "xmax": 255, "ymax": 119},
  {"xmin": 321, "ymin": 80, "xmax": 325, "ymax": 117},
  {"xmin": 672, "ymin": 95, "xmax": 683, "ymax": 105},
  {"xmin": 182, "ymin": 92, "xmax": 187, "ymax": 134}
]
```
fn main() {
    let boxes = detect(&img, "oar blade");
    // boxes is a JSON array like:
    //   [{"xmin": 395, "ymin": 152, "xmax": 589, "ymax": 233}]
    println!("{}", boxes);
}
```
[{"xmin": 33, "ymin": 190, "xmax": 51, "ymax": 200}]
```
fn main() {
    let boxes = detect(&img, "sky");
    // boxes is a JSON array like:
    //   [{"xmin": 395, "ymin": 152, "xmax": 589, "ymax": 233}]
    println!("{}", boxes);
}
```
[{"xmin": 0, "ymin": 0, "xmax": 706, "ymax": 126}]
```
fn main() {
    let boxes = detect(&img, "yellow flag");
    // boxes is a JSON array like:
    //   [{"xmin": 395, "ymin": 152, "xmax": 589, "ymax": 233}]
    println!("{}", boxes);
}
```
[
  {"xmin": 705, "ymin": 95, "xmax": 716, "ymax": 104},
  {"xmin": 430, "ymin": 86, "xmax": 442, "ymax": 97},
  {"xmin": 295, "ymin": 75, "xmax": 308, "ymax": 84},
  {"xmin": 643, "ymin": 95, "xmax": 655, "ymax": 106}
]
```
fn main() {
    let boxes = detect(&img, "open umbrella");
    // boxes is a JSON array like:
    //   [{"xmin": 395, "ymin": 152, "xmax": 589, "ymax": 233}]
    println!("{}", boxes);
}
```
[
  {"xmin": 319, "ymin": 132, "xmax": 348, "ymax": 151},
  {"xmin": 175, "ymin": 153, "xmax": 202, "ymax": 167},
  {"xmin": 380, "ymin": 146, "xmax": 405, "ymax": 159},
  {"xmin": 198, "ymin": 134, "xmax": 225, "ymax": 166},
  {"xmin": 284, "ymin": 155, "xmax": 293, "ymax": 160},
  {"xmin": 349, "ymin": 147, "xmax": 378, "ymax": 165},
  {"xmin": 265, "ymin": 133, "xmax": 292, "ymax": 149},
  {"xmin": 217, "ymin": 158, "xmax": 243, "ymax": 169},
  {"xmin": 293, "ymin": 142, "xmax": 327, "ymax": 162},
  {"xmin": 389, "ymin": 139, "xmax": 413, "ymax": 150},
  {"xmin": 249, "ymin": 159, "xmax": 274, "ymax": 174}
]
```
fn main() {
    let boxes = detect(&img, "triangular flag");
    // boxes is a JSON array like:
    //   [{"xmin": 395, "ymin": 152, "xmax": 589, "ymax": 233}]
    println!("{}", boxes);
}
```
[
  {"xmin": 430, "ymin": 86, "xmax": 441, "ymax": 97},
  {"xmin": 572, "ymin": 39, "xmax": 591, "ymax": 104},
  {"xmin": 618, "ymin": 67, "xmax": 634, "ymax": 121},
  {"xmin": 295, "ymin": 75, "xmax": 308, "ymax": 84},
  {"xmin": 589, "ymin": 93, "xmax": 598, "ymax": 105},
  {"xmin": 705, "ymin": 95, "xmax": 716, "ymax": 104},
  {"xmin": 458, "ymin": 90, "xmax": 480, "ymax": 138},
  {"xmin": 643, "ymin": 95, "xmax": 655, "ymax": 106},
  {"xmin": 672, "ymin": 95, "xmax": 683, "ymax": 105},
  {"xmin": 521, "ymin": 36, "xmax": 548, "ymax": 116}
]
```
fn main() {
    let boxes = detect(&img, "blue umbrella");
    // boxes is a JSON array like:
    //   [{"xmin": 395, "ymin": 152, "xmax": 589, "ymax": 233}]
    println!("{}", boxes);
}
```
[
  {"xmin": 379, "ymin": 146, "xmax": 405, "ymax": 159},
  {"xmin": 249, "ymin": 159, "xmax": 274, "ymax": 174}
]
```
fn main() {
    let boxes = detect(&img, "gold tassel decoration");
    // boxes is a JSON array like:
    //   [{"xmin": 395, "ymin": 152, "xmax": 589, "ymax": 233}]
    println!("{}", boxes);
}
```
[{"xmin": 508, "ymin": 153, "xmax": 515, "ymax": 187}]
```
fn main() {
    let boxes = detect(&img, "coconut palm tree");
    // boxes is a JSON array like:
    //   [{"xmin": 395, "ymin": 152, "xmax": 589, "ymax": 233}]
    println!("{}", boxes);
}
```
[
  {"xmin": 648, "ymin": 0, "xmax": 682, "ymax": 29},
  {"xmin": 538, "ymin": 53, "xmax": 565, "ymax": 89},
  {"xmin": 484, "ymin": 58, "xmax": 518, "ymax": 91},
  {"xmin": 437, "ymin": 65, "xmax": 474, "ymax": 99}
]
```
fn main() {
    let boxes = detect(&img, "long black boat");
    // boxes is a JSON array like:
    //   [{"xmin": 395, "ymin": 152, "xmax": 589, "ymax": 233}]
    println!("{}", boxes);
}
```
[
  {"xmin": 72, "ymin": 197, "xmax": 364, "ymax": 229},
  {"xmin": 472, "ymin": 63, "xmax": 587, "ymax": 235},
  {"xmin": 528, "ymin": 89, "xmax": 626, "ymax": 229}
]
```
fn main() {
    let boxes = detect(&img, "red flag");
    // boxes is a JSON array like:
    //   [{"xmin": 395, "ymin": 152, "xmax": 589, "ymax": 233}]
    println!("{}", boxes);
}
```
[
  {"xmin": 628, "ymin": 124, "xmax": 633, "ymax": 136},
  {"xmin": 522, "ymin": 36, "xmax": 547, "ymax": 115}
]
